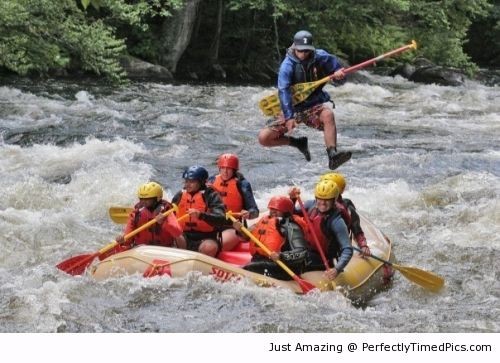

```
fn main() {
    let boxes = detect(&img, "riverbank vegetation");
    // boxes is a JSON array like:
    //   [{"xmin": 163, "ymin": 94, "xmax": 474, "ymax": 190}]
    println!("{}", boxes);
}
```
[{"xmin": 0, "ymin": 0, "xmax": 498, "ymax": 83}]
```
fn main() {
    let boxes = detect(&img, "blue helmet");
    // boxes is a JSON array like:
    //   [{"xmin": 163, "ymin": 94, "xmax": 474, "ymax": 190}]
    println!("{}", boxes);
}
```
[{"xmin": 182, "ymin": 165, "xmax": 208, "ymax": 182}]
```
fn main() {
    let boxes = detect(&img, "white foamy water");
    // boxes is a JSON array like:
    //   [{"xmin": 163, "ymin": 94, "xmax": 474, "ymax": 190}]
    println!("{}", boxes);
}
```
[{"xmin": 0, "ymin": 75, "xmax": 498, "ymax": 333}]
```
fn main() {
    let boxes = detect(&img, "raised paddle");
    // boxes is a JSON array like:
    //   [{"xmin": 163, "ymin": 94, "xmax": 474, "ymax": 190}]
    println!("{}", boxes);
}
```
[
  {"xmin": 352, "ymin": 247, "xmax": 444, "ymax": 292},
  {"xmin": 226, "ymin": 211, "xmax": 316, "ymax": 294},
  {"xmin": 259, "ymin": 40, "xmax": 418, "ymax": 116},
  {"xmin": 57, "ymin": 204, "xmax": 179, "ymax": 275},
  {"xmin": 296, "ymin": 196, "xmax": 331, "ymax": 270}
]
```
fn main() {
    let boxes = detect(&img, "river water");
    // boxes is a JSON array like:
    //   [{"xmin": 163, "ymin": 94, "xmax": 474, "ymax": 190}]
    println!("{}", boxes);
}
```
[{"xmin": 0, "ymin": 74, "xmax": 498, "ymax": 333}]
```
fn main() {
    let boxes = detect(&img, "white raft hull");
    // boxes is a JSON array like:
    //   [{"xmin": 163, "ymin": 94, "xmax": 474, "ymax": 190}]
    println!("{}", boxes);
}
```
[{"xmin": 92, "ymin": 213, "xmax": 393, "ymax": 301}]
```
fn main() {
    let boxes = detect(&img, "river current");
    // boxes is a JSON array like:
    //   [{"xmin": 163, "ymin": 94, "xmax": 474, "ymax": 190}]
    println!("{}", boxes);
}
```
[{"xmin": 0, "ymin": 73, "xmax": 498, "ymax": 333}]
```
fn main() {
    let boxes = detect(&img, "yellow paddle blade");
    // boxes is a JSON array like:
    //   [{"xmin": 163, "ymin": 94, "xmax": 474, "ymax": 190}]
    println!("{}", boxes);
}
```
[
  {"xmin": 258, "ymin": 77, "xmax": 330, "ymax": 116},
  {"xmin": 393, "ymin": 263, "xmax": 445, "ymax": 292},
  {"xmin": 109, "ymin": 207, "xmax": 133, "ymax": 224}
]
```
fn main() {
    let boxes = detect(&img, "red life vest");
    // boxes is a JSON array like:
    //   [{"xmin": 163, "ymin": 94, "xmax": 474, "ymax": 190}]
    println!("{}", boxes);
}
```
[
  {"xmin": 336, "ymin": 200, "xmax": 352, "ymax": 227},
  {"xmin": 307, "ymin": 208, "xmax": 329, "ymax": 254},
  {"xmin": 210, "ymin": 175, "xmax": 244, "ymax": 214},
  {"xmin": 337, "ymin": 198, "xmax": 367, "ymax": 247},
  {"xmin": 249, "ymin": 216, "xmax": 284, "ymax": 257},
  {"xmin": 128, "ymin": 201, "xmax": 176, "ymax": 247},
  {"xmin": 177, "ymin": 191, "xmax": 214, "ymax": 233}
]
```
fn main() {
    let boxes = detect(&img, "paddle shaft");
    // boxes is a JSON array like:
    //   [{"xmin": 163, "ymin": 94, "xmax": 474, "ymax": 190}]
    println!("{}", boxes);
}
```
[
  {"xmin": 296, "ymin": 196, "xmax": 330, "ymax": 269},
  {"xmin": 342, "ymin": 40, "xmax": 417, "ymax": 75},
  {"xmin": 303, "ymin": 41, "xmax": 418, "ymax": 88},
  {"xmin": 352, "ymin": 246, "xmax": 391, "ymax": 265},
  {"xmin": 293, "ymin": 41, "xmax": 417, "ymax": 94}
]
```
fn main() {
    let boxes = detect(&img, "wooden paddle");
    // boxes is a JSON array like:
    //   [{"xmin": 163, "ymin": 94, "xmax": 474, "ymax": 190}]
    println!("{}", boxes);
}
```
[
  {"xmin": 296, "ymin": 196, "xmax": 330, "ymax": 270},
  {"xmin": 226, "ymin": 211, "xmax": 316, "ymax": 294},
  {"xmin": 57, "ymin": 204, "xmax": 179, "ymax": 275},
  {"xmin": 259, "ymin": 40, "xmax": 417, "ymax": 116},
  {"xmin": 352, "ymin": 247, "xmax": 444, "ymax": 292}
]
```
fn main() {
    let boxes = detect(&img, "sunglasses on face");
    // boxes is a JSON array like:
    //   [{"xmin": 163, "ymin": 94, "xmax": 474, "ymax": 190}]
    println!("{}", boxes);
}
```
[{"xmin": 296, "ymin": 49, "xmax": 312, "ymax": 54}]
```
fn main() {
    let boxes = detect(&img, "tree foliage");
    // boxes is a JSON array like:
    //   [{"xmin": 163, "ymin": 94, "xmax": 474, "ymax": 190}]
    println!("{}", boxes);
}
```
[
  {"xmin": 0, "ymin": 0, "xmax": 181, "ymax": 83},
  {"xmin": 0, "ymin": 0, "xmax": 497, "ymax": 83}
]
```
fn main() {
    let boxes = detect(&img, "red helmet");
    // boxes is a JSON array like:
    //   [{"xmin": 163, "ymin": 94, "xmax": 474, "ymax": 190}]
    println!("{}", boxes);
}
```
[
  {"xmin": 268, "ymin": 196, "xmax": 294, "ymax": 214},
  {"xmin": 217, "ymin": 153, "xmax": 239, "ymax": 170}
]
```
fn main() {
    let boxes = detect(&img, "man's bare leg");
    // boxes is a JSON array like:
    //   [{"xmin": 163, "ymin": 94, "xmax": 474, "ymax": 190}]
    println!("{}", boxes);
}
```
[{"xmin": 258, "ymin": 127, "xmax": 311, "ymax": 161}]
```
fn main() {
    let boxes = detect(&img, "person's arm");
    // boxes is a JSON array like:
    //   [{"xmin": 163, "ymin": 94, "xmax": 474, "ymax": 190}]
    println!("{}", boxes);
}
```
[
  {"xmin": 316, "ymin": 49, "xmax": 343, "ymax": 74},
  {"xmin": 239, "ymin": 179, "xmax": 259, "ymax": 219},
  {"xmin": 327, "ymin": 215, "xmax": 353, "ymax": 272},
  {"xmin": 198, "ymin": 188, "xmax": 229, "ymax": 226},
  {"xmin": 277, "ymin": 59, "xmax": 295, "ymax": 120}
]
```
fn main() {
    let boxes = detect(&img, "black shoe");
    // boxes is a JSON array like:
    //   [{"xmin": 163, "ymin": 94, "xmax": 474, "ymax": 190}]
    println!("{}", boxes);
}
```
[
  {"xmin": 327, "ymin": 147, "xmax": 352, "ymax": 170},
  {"xmin": 290, "ymin": 136, "xmax": 311, "ymax": 161}
]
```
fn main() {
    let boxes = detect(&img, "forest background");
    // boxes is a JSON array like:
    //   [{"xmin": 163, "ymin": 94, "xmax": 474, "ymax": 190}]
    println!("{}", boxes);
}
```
[{"xmin": 0, "ymin": 0, "xmax": 498, "ymax": 84}]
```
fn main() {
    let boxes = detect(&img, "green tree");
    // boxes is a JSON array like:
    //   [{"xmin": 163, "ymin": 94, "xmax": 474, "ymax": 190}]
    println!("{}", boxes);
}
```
[
  {"xmin": 0, "ymin": 0, "xmax": 182, "ymax": 83},
  {"xmin": 0, "ymin": 0, "xmax": 128, "ymax": 82}
]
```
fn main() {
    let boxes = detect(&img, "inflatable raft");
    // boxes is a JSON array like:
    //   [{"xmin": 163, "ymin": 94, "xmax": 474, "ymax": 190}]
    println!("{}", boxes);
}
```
[{"xmin": 91, "ymin": 213, "xmax": 393, "ymax": 302}]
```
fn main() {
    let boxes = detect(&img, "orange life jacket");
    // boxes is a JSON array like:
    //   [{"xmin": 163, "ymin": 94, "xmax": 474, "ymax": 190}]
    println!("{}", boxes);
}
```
[
  {"xmin": 307, "ymin": 208, "xmax": 329, "ymax": 254},
  {"xmin": 176, "ymin": 190, "xmax": 214, "ymax": 233},
  {"xmin": 250, "ymin": 216, "xmax": 285, "ymax": 256},
  {"xmin": 210, "ymin": 175, "xmax": 244, "ymax": 214}
]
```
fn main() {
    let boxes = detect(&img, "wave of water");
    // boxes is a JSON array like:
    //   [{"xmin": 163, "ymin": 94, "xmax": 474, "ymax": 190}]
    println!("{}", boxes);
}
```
[{"xmin": 0, "ymin": 75, "xmax": 499, "ymax": 332}]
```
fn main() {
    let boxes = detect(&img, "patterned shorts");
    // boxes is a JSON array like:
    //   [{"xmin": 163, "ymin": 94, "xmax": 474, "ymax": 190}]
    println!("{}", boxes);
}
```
[{"xmin": 265, "ymin": 102, "xmax": 333, "ymax": 135}]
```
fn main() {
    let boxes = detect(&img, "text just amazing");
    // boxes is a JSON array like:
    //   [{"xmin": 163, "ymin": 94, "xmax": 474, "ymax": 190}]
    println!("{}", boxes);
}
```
[{"xmin": 269, "ymin": 342, "xmax": 343, "ymax": 353}]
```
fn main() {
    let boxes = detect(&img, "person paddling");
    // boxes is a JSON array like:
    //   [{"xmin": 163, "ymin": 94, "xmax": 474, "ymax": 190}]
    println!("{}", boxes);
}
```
[
  {"xmin": 233, "ymin": 196, "xmax": 309, "ymax": 280},
  {"xmin": 318, "ymin": 172, "xmax": 371, "ymax": 257},
  {"xmin": 172, "ymin": 166, "xmax": 229, "ymax": 257},
  {"xmin": 290, "ymin": 180, "xmax": 353, "ymax": 280},
  {"xmin": 115, "ymin": 182, "xmax": 183, "ymax": 249},
  {"xmin": 258, "ymin": 30, "xmax": 351, "ymax": 170},
  {"xmin": 207, "ymin": 153, "xmax": 259, "ymax": 251}
]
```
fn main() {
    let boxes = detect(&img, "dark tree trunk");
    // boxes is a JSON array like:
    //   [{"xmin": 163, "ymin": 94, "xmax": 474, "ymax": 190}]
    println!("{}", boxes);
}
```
[
  {"xmin": 159, "ymin": 0, "xmax": 202, "ymax": 74},
  {"xmin": 209, "ymin": 0, "xmax": 223, "ymax": 63},
  {"xmin": 208, "ymin": 0, "xmax": 226, "ymax": 79}
]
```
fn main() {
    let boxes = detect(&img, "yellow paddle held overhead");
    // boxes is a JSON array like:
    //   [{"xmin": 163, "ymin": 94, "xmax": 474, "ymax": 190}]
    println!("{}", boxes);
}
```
[{"xmin": 259, "ymin": 40, "xmax": 417, "ymax": 117}]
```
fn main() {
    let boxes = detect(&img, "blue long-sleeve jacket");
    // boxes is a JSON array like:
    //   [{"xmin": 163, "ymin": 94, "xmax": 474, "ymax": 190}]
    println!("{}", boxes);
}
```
[{"xmin": 278, "ymin": 48, "xmax": 343, "ymax": 120}]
